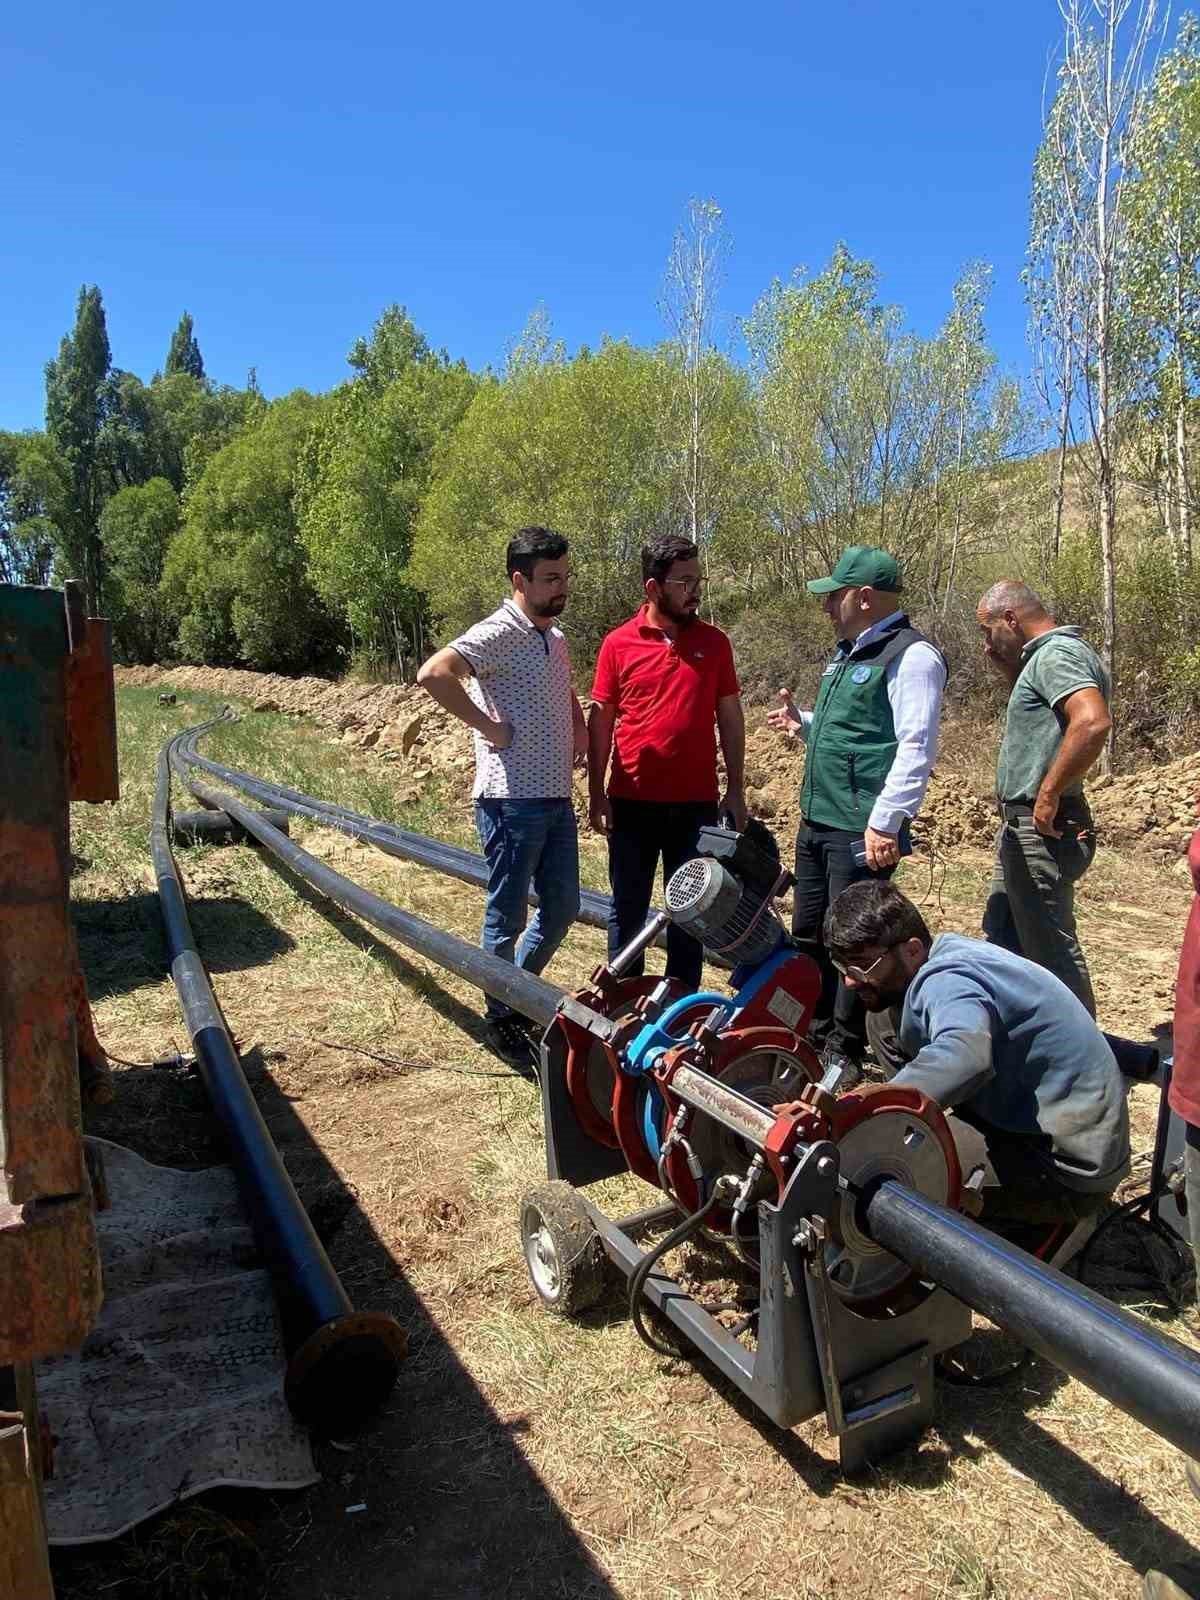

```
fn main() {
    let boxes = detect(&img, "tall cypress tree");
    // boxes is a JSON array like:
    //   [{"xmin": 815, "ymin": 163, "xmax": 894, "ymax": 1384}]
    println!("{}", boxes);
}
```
[
  {"xmin": 45, "ymin": 285, "xmax": 112, "ymax": 610},
  {"xmin": 165, "ymin": 312, "xmax": 205, "ymax": 382}
]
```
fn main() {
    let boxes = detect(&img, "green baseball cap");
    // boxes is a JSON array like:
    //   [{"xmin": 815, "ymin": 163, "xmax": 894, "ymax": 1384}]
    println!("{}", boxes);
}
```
[{"xmin": 806, "ymin": 544, "xmax": 902, "ymax": 595}]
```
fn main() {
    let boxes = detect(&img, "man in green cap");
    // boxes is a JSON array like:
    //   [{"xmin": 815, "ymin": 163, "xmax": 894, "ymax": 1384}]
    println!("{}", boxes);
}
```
[{"xmin": 768, "ymin": 544, "xmax": 946, "ymax": 1083}]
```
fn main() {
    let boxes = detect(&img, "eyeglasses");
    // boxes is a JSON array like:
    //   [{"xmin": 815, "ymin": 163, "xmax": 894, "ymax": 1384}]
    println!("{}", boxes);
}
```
[
  {"xmin": 662, "ymin": 576, "xmax": 703, "ymax": 594},
  {"xmin": 830, "ymin": 947, "xmax": 895, "ymax": 983}
]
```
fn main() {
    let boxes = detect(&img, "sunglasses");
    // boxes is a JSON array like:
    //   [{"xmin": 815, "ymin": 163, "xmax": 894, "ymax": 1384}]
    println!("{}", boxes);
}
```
[
  {"xmin": 830, "ymin": 946, "xmax": 895, "ymax": 983},
  {"xmin": 661, "ymin": 576, "xmax": 703, "ymax": 594}
]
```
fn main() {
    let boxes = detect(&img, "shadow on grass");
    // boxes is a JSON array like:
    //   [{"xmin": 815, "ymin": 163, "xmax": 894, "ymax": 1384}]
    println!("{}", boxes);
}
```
[
  {"xmin": 75, "ymin": 892, "xmax": 295, "ymax": 1001},
  {"xmin": 57, "ymin": 887, "xmax": 621, "ymax": 1600}
]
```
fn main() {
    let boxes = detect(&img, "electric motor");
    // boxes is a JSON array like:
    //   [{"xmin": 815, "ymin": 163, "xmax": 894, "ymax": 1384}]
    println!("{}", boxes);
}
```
[{"xmin": 664, "ymin": 855, "xmax": 787, "ymax": 969}]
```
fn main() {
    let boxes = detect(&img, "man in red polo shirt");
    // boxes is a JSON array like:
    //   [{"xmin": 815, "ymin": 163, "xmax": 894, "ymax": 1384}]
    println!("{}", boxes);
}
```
[{"xmin": 588, "ymin": 534, "xmax": 746, "ymax": 988}]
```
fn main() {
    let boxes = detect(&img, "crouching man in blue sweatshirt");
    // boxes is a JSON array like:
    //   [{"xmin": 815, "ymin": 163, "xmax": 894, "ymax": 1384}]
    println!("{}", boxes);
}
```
[{"xmin": 824, "ymin": 879, "xmax": 1130, "ymax": 1228}]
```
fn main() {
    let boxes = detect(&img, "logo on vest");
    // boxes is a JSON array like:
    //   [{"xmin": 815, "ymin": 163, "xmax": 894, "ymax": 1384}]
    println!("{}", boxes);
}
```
[{"xmin": 851, "ymin": 665, "xmax": 872, "ymax": 684}]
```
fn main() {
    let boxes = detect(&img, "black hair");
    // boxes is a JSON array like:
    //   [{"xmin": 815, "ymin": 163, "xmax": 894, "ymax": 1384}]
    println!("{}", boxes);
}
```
[
  {"xmin": 507, "ymin": 526, "xmax": 569, "ymax": 580},
  {"xmin": 823, "ymin": 880, "xmax": 931, "ymax": 959},
  {"xmin": 642, "ymin": 534, "xmax": 699, "ymax": 586}
]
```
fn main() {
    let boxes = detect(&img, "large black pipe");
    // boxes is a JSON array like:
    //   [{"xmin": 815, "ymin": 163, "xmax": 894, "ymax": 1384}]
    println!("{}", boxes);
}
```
[
  {"xmin": 175, "ymin": 753, "xmax": 568, "ymax": 1029},
  {"xmin": 863, "ymin": 1177, "xmax": 1200, "ymax": 1461},
  {"xmin": 152, "ymin": 728, "xmax": 407, "ymax": 1433},
  {"xmin": 173, "ymin": 720, "xmax": 637, "ymax": 938}
]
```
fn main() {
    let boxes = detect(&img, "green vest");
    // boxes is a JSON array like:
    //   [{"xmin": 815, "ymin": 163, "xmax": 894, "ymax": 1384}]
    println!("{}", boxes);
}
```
[{"xmin": 799, "ymin": 617, "xmax": 941, "ymax": 831}]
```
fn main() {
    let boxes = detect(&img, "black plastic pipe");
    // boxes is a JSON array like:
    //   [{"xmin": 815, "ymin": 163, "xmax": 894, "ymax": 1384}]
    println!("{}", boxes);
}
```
[
  {"xmin": 864, "ymin": 1177, "xmax": 1200, "ymax": 1461},
  {"xmin": 152, "ymin": 728, "xmax": 407, "ymax": 1433},
  {"xmin": 175, "ymin": 754, "xmax": 568, "ymax": 1029},
  {"xmin": 173, "ymin": 720, "xmax": 637, "ymax": 938}
]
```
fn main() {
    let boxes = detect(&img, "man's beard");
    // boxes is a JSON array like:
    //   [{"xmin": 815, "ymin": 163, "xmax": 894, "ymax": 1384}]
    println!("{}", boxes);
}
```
[
  {"xmin": 854, "ymin": 978, "xmax": 910, "ymax": 1014},
  {"xmin": 531, "ymin": 595, "xmax": 566, "ymax": 619},
  {"xmin": 659, "ymin": 593, "xmax": 698, "ymax": 628}
]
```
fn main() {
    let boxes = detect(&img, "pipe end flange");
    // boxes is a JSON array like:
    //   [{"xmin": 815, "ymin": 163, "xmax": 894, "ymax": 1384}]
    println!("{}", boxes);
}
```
[{"xmin": 285, "ymin": 1311, "xmax": 408, "ymax": 1435}]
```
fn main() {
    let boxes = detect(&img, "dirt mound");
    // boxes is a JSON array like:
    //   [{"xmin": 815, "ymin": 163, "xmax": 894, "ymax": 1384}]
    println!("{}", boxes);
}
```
[
  {"xmin": 119, "ymin": 662, "xmax": 1195, "ymax": 855},
  {"xmin": 116, "ymin": 663, "xmax": 473, "ymax": 801},
  {"xmin": 1091, "ymin": 751, "xmax": 1200, "ymax": 854},
  {"xmin": 741, "ymin": 719, "xmax": 995, "ymax": 857}
]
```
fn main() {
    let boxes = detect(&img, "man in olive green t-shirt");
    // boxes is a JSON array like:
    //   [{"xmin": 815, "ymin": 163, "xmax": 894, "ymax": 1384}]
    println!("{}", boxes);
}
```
[{"xmin": 975, "ymin": 580, "xmax": 1112, "ymax": 1015}]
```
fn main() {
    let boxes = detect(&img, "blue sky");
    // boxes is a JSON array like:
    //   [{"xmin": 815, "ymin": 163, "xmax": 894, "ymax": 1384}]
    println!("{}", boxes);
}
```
[{"xmin": 3, "ymin": 0, "xmax": 1067, "ymax": 431}]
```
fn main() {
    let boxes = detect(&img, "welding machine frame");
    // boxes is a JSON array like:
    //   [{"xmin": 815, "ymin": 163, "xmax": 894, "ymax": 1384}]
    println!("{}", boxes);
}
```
[{"xmin": 531, "ymin": 983, "xmax": 972, "ymax": 1473}]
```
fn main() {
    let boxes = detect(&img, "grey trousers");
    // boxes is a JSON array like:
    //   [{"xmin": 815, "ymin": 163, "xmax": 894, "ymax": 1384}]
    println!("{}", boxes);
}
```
[
  {"xmin": 866, "ymin": 1007, "xmax": 1112, "ymax": 1227},
  {"xmin": 982, "ymin": 809, "xmax": 1097, "ymax": 1017}
]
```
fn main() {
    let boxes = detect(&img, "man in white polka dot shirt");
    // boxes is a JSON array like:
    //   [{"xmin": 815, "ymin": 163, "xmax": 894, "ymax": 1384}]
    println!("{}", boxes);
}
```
[{"xmin": 417, "ymin": 528, "xmax": 587, "ymax": 1070}]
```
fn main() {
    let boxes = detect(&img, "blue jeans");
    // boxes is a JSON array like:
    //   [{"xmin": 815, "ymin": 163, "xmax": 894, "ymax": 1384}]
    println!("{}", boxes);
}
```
[{"xmin": 475, "ymin": 799, "xmax": 580, "ymax": 1021}]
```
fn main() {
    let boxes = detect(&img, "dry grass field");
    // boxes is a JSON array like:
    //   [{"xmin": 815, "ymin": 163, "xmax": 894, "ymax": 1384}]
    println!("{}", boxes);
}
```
[{"xmin": 50, "ymin": 685, "xmax": 1200, "ymax": 1600}]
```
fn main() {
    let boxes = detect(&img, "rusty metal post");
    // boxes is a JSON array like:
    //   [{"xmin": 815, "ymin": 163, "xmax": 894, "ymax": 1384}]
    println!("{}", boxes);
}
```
[{"xmin": 0, "ymin": 584, "xmax": 108, "ymax": 1597}]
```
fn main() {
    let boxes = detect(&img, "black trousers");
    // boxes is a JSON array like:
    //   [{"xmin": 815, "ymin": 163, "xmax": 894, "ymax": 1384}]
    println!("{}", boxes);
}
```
[
  {"xmin": 791, "ymin": 821, "xmax": 897, "ymax": 1060},
  {"xmin": 606, "ymin": 798, "xmax": 719, "ymax": 991}
]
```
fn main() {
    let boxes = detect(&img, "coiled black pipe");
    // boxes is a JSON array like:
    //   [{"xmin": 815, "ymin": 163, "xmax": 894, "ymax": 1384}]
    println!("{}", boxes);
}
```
[
  {"xmin": 152, "ymin": 725, "xmax": 408, "ymax": 1433},
  {"xmin": 863, "ymin": 1177, "xmax": 1200, "ymax": 1461}
]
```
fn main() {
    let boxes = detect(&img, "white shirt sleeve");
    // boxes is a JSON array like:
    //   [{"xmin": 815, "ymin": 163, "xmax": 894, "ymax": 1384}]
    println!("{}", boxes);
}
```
[
  {"xmin": 448, "ymin": 615, "xmax": 515, "ymax": 682},
  {"xmin": 869, "ymin": 643, "xmax": 946, "ymax": 835}
]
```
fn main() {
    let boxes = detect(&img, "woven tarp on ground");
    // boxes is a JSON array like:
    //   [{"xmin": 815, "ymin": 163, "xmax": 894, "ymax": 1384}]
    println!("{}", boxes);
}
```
[{"xmin": 38, "ymin": 1138, "xmax": 319, "ymax": 1544}]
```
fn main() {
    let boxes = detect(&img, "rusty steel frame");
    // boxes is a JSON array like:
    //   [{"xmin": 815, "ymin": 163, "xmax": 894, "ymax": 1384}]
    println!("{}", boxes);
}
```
[{"xmin": 0, "ymin": 582, "xmax": 115, "ymax": 1598}]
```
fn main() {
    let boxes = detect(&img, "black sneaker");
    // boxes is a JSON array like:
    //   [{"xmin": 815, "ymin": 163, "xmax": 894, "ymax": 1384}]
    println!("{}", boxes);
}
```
[{"xmin": 484, "ymin": 1015, "xmax": 537, "ymax": 1077}]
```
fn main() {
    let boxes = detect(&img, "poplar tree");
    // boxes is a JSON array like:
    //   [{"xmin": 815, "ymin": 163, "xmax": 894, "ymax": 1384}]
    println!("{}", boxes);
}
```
[
  {"xmin": 165, "ymin": 312, "xmax": 205, "ymax": 382},
  {"xmin": 44, "ymin": 285, "xmax": 112, "ymax": 610}
]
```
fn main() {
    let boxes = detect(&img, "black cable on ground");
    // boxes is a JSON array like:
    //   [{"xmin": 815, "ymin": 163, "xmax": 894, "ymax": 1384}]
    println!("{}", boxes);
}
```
[
  {"xmin": 304, "ymin": 1036, "xmax": 531, "ymax": 1082},
  {"xmin": 1075, "ymin": 1188, "xmax": 1193, "ymax": 1312},
  {"xmin": 629, "ymin": 1191, "xmax": 724, "ymax": 1357}
]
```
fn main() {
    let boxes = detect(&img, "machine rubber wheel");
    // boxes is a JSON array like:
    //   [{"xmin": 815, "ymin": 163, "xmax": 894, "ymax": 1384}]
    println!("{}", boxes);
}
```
[{"xmin": 520, "ymin": 1182, "xmax": 604, "ymax": 1318}]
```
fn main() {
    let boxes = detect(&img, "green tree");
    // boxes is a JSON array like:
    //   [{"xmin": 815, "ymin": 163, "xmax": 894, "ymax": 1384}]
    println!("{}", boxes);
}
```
[
  {"xmin": 0, "ymin": 432, "xmax": 59, "ymax": 585},
  {"xmin": 411, "ymin": 334, "xmax": 752, "ymax": 656},
  {"xmin": 298, "ymin": 308, "xmax": 478, "ymax": 674},
  {"xmin": 1028, "ymin": 0, "xmax": 1164, "ymax": 765},
  {"xmin": 745, "ymin": 247, "xmax": 1021, "ymax": 612},
  {"xmin": 99, "ymin": 477, "xmax": 181, "ymax": 661},
  {"xmin": 1125, "ymin": 15, "xmax": 1200, "ymax": 590},
  {"xmin": 163, "ymin": 391, "xmax": 343, "ymax": 671},
  {"xmin": 165, "ymin": 312, "xmax": 205, "ymax": 382},
  {"xmin": 44, "ymin": 285, "xmax": 113, "ymax": 609}
]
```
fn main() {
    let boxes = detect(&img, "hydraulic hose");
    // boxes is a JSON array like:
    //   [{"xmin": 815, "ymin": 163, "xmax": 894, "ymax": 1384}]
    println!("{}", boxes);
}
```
[
  {"xmin": 862, "ymin": 1176, "xmax": 1200, "ymax": 1461},
  {"xmin": 152, "ymin": 725, "xmax": 407, "ymax": 1433},
  {"xmin": 628, "ymin": 1190, "xmax": 723, "ymax": 1356}
]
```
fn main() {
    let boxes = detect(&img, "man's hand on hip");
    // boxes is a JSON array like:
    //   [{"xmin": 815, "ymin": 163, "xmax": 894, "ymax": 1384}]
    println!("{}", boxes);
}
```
[
  {"xmin": 484, "ymin": 718, "xmax": 515, "ymax": 751},
  {"xmin": 590, "ymin": 797, "xmax": 613, "ymax": 835},
  {"xmin": 864, "ymin": 826, "xmax": 900, "ymax": 870},
  {"xmin": 1032, "ymin": 791, "xmax": 1063, "ymax": 838}
]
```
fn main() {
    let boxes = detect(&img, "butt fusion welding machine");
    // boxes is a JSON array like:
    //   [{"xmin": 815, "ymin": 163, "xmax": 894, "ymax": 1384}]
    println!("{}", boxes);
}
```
[{"xmin": 520, "ymin": 822, "xmax": 973, "ymax": 1470}]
